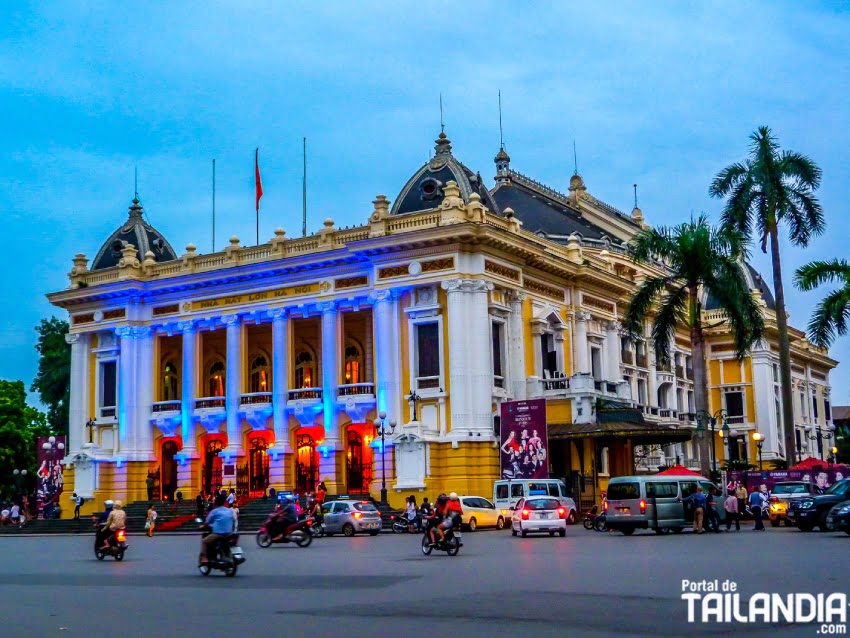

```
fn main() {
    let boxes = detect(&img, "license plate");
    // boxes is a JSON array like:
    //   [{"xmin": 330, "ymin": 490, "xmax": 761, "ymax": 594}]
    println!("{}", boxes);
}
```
[
  {"xmin": 618, "ymin": 507, "xmax": 630, "ymax": 513},
  {"xmin": 540, "ymin": 513, "xmax": 550, "ymax": 519}
]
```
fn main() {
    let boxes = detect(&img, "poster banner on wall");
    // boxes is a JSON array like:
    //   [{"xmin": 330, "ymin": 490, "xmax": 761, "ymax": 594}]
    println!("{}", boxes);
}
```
[
  {"xmin": 36, "ymin": 435, "xmax": 66, "ymax": 518},
  {"xmin": 500, "ymin": 399, "xmax": 548, "ymax": 480}
]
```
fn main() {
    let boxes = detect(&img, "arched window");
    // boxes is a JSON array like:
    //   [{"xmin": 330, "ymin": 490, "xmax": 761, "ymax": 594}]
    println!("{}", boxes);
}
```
[
  {"xmin": 344, "ymin": 343, "xmax": 362, "ymax": 384},
  {"xmin": 294, "ymin": 351, "xmax": 314, "ymax": 389},
  {"xmin": 162, "ymin": 360, "xmax": 179, "ymax": 401},
  {"xmin": 208, "ymin": 360, "xmax": 225, "ymax": 397},
  {"xmin": 250, "ymin": 354, "xmax": 270, "ymax": 393}
]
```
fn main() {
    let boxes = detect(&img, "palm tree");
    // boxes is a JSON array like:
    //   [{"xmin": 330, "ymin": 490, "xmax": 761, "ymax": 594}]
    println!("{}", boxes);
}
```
[
  {"xmin": 794, "ymin": 259, "xmax": 850, "ymax": 347},
  {"xmin": 710, "ymin": 126, "xmax": 824, "ymax": 465},
  {"xmin": 624, "ymin": 216, "xmax": 764, "ymax": 476}
]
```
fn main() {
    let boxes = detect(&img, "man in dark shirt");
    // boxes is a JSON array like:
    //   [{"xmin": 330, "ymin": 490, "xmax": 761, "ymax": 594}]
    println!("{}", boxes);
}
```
[{"xmin": 679, "ymin": 487, "xmax": 707, "ymax": 534}]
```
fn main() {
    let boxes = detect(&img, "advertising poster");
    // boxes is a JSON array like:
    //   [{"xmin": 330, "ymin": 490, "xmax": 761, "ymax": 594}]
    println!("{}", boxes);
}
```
[
  {"xmin": 500, "ymin": 399, "xmax": 548, "ymax": 480},
  {"xmin": 36, "ymin": 435, "xmax": 66, "ymax": 518},
  {"xmin": 728, "ymin": 467, "xmax": 848, "ymax": 493}
]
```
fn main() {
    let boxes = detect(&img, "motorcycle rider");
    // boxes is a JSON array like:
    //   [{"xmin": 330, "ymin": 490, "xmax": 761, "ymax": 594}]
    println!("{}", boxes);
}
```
[
  {"xmin": 199, "ymin": 494, "xmax": 234, "ymax": 565},
  {"xmin": 100, "ymin": 500, "xmax": 127, "ymax": 550},
  {"xmin": 440, "ymin": 492, "xmax": 464, "ymax": 546},
  {"xmin": 94, "ymin": 500, "xmax": 114, "ymax": 550},
  {"xmin": 427, "ymin": 493, "xmax": 449, "ymax": 546},
  {"xmin": 271, "ymin": 494, "xmax": 298, "ymax": 542}
]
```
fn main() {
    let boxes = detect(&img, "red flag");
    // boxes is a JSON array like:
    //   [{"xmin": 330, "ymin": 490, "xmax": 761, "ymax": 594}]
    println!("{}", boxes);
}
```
[{"xmin": 255, "ymin": 148, "xmax": 263, "ymax": 212}]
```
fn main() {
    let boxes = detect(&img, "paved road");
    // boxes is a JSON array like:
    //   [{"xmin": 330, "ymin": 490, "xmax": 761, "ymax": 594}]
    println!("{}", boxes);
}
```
[{"xmin": 1, "ymin": 525, "xmax": 846, "ymax": 637}]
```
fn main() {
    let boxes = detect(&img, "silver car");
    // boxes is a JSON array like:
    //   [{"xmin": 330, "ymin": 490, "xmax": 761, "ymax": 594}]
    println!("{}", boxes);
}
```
[{"xmin": 321, "ymin": 500, "xmax": 382, "ymax": 537}]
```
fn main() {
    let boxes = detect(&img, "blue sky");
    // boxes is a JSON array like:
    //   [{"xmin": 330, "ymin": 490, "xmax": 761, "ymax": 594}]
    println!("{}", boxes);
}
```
[{"xmin": 2, "ymin": 2, "xmax": 849, "ymax": 405}]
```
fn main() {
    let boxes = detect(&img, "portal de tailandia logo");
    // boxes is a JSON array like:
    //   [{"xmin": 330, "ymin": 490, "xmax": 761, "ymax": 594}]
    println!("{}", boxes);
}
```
[{"xmin": 682, "ymin": 580, "xmax": 848, "ymax": 634}]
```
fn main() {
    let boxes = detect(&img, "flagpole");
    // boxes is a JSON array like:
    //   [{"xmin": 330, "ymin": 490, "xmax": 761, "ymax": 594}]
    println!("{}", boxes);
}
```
[
  {"xmin": 212, "ymin": 158, "xmax": 216, "ymax": 253},
  {"xmin": 302, "ymin": 137, "xmax": 307, "ymax": 238},
  {"xmin": 255, "ymin": 148, "xmax": 260, "ymax": 246}
]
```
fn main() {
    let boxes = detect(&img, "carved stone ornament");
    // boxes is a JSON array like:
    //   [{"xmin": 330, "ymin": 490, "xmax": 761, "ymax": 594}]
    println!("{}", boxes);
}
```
[
  {"xmin": 440, "ymin": 279, "xmax": 495, "ymax": 294},
  {"xmin": 368, "ymin": 289, "xmax": 393, "ymax": 304}
]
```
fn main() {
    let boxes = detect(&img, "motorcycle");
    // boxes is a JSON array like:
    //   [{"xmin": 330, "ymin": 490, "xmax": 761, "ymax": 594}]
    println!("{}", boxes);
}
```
[
  {"xmin": 199, "ymin": 527, "xmax": 245, "ymax": 577},
  {"xmin": 256, "ymin": 514, "xmax": 314, "ymax": 548},
  {"xmin": 95, "ymin": 527, "xmax": 128, "ymax": 561},
  {"xmin": 582, "ymin": 505, "xmax": 600, "ymax": 530},
  {"xmin": 421, "ymin": 517, "xmax": 461, "ymax": 557},
  {"xmin": 391, "ymin": 513, "xmax": 419, "ymax": 533}
]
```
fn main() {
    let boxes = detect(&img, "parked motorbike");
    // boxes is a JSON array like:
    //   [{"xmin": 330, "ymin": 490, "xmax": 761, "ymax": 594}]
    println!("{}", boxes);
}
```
[
  {"xmin": 256, "ymin": 514, "xmax": 314, "ymax": 548},
  {"xmin": 94, "ymin": 527, "xmax": 129, "ymax": 561},
  {"xmin": 199, "ymin": 527, "xmax": 245, "ymax": 577},
  {"xmin": 391, "ymin": 514, "xmax": 419, "ymax": 533}
]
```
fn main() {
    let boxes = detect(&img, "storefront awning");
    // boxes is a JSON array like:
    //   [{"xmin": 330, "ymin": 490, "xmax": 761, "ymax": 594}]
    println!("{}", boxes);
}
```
[{"xmin": 548, "ymin": 421, "xmax": 692, "ymax": 445}]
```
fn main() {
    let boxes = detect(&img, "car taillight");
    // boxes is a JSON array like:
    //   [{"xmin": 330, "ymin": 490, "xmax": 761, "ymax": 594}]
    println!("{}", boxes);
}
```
[
  {"xmin": 639, "ymin": 499, "xmax": 647, "ymax": 513},
  {"xmin": 603, "ymin": 501, "xmax": 608, "ymax": 511},
  {"xmin": 521, "ymin": 509, "xmax": 530, "ymax": 520},
  {"xmin": 116, "ymin": 530, "xmax": 126, "ymax": 542},
  {"xmin": 353, "ymin": 512, "xmax": 362, "ymax": 520},
  {"xmin": 557, "ymin": 507, "xmax": 566, "ymax": 519}
]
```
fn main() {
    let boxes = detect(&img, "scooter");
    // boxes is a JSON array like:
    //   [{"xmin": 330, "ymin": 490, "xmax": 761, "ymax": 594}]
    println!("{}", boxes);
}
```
[
  {"xmin": 391, "ymin": 514, "xmax": 419, "ymax": 533},
  {"xmin": 95, "ymin": 527, "xmax": 129, "ymax": 561},
  {"xmin": 256, "ymin": 514, "xmax": 313, "ymax": 548},
  {"xmin": 198, "ymin": 527, "xmax": 245, "ymax": 577},
  {"xmin": 421, "ymin": 516, "xmax": 461, "ymax": 557}
]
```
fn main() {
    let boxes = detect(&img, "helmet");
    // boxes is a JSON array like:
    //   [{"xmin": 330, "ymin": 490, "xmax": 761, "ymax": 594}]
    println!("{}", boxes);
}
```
[
  {"xmin": 449, "ymin": 492, "xmax": 458, "ymax": 501},
  {"xmin": 104, "ymin": 500, "xmax": 114, "ymax": 508},
  {"xmin": 286, "ymin": 494, "xmax": 296, "ymax": 502}
]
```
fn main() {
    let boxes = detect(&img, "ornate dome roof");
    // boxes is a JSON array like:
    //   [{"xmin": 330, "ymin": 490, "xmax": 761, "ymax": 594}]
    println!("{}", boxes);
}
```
[
  {"xmin": 390, "ymin": 132, "xmax": 501, "ymax": 216},
  {"xmin": 704, "ymin": 262, "xmax": 776, "ymax": 311},
  {"xmin": 91, "ymin": 197, "xmax": 178, "ymax": 271}
]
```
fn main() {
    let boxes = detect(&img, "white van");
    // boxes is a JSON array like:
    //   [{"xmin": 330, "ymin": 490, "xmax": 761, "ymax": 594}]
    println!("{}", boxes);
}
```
[{"xmin": 493, "ymin": 479, "xmax": 577, "ymax": 524}]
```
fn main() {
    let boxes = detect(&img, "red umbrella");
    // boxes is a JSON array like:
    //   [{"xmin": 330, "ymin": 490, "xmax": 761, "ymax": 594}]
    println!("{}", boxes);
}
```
[
  {"xmin": 656, "ymin": 464, "xmax": 705, "ymax": 477},
  {"xmin": 791, "ymin": 456, "xmax": 849, "ymax": 471}
]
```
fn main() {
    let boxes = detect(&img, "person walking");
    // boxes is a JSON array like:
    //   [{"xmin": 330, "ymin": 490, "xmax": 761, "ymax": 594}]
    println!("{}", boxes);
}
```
[
  {"xmin": 226, "ymin": 488, "xmax": 237, "ymax": 507},
  {"xmin": 679, "ymin": 486, "xmax": 707, "ymax": 534},
  {"xmin": 749, "ymin": 486, "xmax": 766, "ymax": 531},
  {"xmin": 735, "ymin": 482, "xmax": 748, "ymax": 519},
  {"xmin": 724, "ymin": 491, "xmax": 740, "ymax": 531},
  {"xmin": 195, "ymin": 492, "xmax": 205, "ymax": 521},
  {"xmin": 145, "ymin": 503, "xmax": 157, "ymax": 537}
]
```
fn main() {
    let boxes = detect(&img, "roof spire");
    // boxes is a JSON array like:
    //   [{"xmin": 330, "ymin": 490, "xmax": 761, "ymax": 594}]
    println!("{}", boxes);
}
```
[
  {"xmin": 133, "ymin": 164, "xmax": 139, "ymax": 204},
  {"xmin": 633, "ymin": 183, "xmax": 638, "ymax": 208},
  {"xmin": 573, "ymin": 141, "xmax": 578, "ymax": 176},
  {"xmin": 494, "ymin": 90, "xmax": 511, "ymax": 185},
  {"xmin": 631, "ymin": 182, "xmax": 644, "ymax": 225},
  {"xmin": 498, "ymin": 90, "xmax": 504, "ymax": 150},
  {"xmin": 439, "ymin": 93, "xmax": 445, "ymax": 134}
]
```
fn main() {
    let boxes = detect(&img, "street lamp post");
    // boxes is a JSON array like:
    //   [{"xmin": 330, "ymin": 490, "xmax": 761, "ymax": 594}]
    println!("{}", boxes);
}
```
[
  {"xmin": 373, "ymin": 411, "xmax": 397, "ymax": 506},
  {"xmin": 828, "ymin": 446, "xmax": 839, "ymax": 466},
  {"xmin": 407, "ymin": 390, "xmax": 422, "ymax": 422},
  {"xmin": 86, "ymin": 418, "xmax": 97, "ymax": 444},
  {"xmin": 695, "ymin": 409, "xmax": 728, "ymax": 477},
  {"xmin": 12, "ymin": 469, "xmax": 28, "ymax": 497},
  {"xmin": 805, "ymin": 424, "xmax": 837, "ymax": 461},
  {"xmin": 752, "ymin": 432, "xmax": 764, "ymax": 471}
]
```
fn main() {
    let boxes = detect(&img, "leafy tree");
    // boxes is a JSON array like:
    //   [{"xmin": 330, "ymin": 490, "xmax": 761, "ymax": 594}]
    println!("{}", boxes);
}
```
[
  {"xmin": 624, "ymin": 216, "xmax": 764, "ymax": 476},
  {"xmin": 793, "ymin": 259, "xmax": 850, "ymax": 347},
  {"xmin": 0, "ymin": 380, "xmax": 50, "ymax": 499},
  {"xmin": 710, "ymin": 126, "xmax": 824, "ymax": 466},
  {"xmin": 30, "ymin": 317, "xmax": 71, "ymax": 436}
]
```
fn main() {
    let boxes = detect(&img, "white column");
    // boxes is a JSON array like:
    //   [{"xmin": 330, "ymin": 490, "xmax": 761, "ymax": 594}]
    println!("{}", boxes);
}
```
[
  {"xmin": 224, "ymin": 314, "xmax": 243, "ymax": 455},
  {"xmin": 605, "ymin": 321, "xmax": 621, "ymax": 382},
  {"xmin": 442, "ymin": 279, "xmax": 495, "ymax": 434},
  {"xmin": 134, "ymin": 326, "xmax": 154, "ymax": 459},
  {"xmin": 65, "ymin": 332, "xmax": 90, "ymax": 455},
  {"xmin": 271, "ymin": 309, "xmax": 289, "ymax": 450},
  {"xmin": 320, "ymin": 302, "xmax": 340, "ymax": 443},
  {"xmin": 179, "ymin": 321, "xmax": 197, "ymax": 457},
  {"xmin": 117, "ymin": 326, "xmax": 136, "ymax": 456},
  {"xmin": 370, "ymin": 290, "xmax": 400, "ymax": 423},
  {"xmin": 507, "ymin": 291, "xmax": 527, "ymax": 400},
  {"xmin": 574, "ymin": 312, "xmax": 590, "ymax": 374}
]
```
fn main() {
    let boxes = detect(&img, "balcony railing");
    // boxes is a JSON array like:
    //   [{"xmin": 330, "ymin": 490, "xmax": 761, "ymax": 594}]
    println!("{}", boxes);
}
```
[
  {"xmin": 678, "ymin": 412, "xmax": 696, "ymax": 424},
  {"xmin": 195, "ymin": 396, "xmax": 225, "ymax": 409},
  {"xmin": 152, "ymin": 400, "xmax": 181, "ymax": 413},
  {"xmin": 542, "ymin": 372, "xmax": 569, "ymax": 391},
  {"xmin": 621, "ymin": 351, "xmax": 634, "ymax": 365},
  {"xmin": 725, "ymin": 415, "xmax": 745, "ymax": 425},
  {"xmin": 240, "ymin": 392, "xmax": 272, "ymax": 405},
  {"xmin": 338, "ymin": 383, "xmax": 375, "ymax": 397},
  {"xmin": 288, "ymin": 388, "xmax": 322, "ymax": 401},
  {"xmin": 636, "ymin": 354, "xmax": 647, "ymax": 368},
  {"xmin": 657, "ymin": 362, "xmax": 672, "ymax": 373}
]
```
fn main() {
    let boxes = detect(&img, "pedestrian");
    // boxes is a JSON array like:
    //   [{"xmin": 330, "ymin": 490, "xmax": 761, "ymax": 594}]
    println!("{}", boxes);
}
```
[
  {"xmin": 419, "ymin": 497, "xmax": 431, "ymax": 516},
  {"xmin": 735, "ymin": 482, "xmax": 748, "ymax": 519},
  {"xmin": 749, "ymin": 485, "xmax": 766, "ymax": 531},
  {"xmin": 406, "ymin": 495, "xmax": 419, "ymax": 532},
  {"xmin": 231, "ymin": 501, "xmax": 239, "ymax": 532},
  {"xmin": 145, "ymin": 474, "xmax": 155, "ymax": 501},
  {"xmin": 679, "ymin": 486, "xmax": 707, "ymax": 534},
  {"xmin": 316, "ymin": 481, "xmax": 327, "ymax": 505},
  {"xmin": 10, "ymin": 503, "xmax": 20, "ymax": 527},
  {"xmin": 145, "ymin": 503, "xmax": 157, "ymax": 537},
  {"xmin": 73, "ymin": 492, "xmax": 84, "ymax": 520},
  {"xmin": 724, "ymin": 491, "xmax": 740, "ymax": 531},
  {"xmin": 195, "ymin": 492, "xmax": 205, "ymax": 520},
  {"xmin": 226, "ymin": 488, "xmax": 237, "ymax": 507}
]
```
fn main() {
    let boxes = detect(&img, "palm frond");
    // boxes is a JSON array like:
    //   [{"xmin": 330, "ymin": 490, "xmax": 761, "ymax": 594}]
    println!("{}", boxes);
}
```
[
  {"xmin": 794, "ymin": 259, "xmax": 850, "ymax": 291},
  {"xmin": 808, "ymin": 288, "xmax": 850, "ymax": 348},
  {"xmin": 779, "ymin": 150, "xmax": 822, "ymax": 190},
  {"xmin": 623, "ymin": 276, "xmax": 670, "ymax": 340},
  {"xmin": 651, "ymin": 285, "xmax": 688, "ymax": 364}
]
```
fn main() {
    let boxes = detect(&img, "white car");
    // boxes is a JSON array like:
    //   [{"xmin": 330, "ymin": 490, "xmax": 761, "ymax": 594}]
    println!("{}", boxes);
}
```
[
  {"xmin": 459, "ymin": 496, "xmax": 506, "ymax": 531},
  {"xmin": 510, "ymin": 497, "xmax": 567, "ymax": 537}
]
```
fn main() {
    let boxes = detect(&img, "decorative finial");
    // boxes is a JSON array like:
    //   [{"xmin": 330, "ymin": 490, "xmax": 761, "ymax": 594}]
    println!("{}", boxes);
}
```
[
  {"xmin": 573, "ymin": 141, "xmax": 578, "ymax": 176},
  {"xmin": 498, "ymin": 90, "xmax": 504, "ymax": 150},
  {"xmin": 434, "ymin": 131, "xmax": 452, "ymax": 156},
  {"xmin": 633, "ymin": 183, "xmax": 638, "ymax": 209},
  {"xmin": 439, "ymin": 93, "xmax": 444, "ymax": 134},
  {"xmin": 134, "ymin": 165, "xmax": 139, "ymax": 202}
]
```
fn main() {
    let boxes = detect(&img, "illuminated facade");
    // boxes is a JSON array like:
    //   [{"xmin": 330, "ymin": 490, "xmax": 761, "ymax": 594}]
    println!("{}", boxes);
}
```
[{"xmin": 49, "ymin": 132, "xmax": 837, "ymax": 515}]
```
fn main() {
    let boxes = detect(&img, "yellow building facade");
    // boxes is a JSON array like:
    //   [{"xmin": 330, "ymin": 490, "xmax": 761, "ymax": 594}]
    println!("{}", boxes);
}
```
[{"xmin": 49, "ymin": 132, "xmax": 837, "ymax": 515}]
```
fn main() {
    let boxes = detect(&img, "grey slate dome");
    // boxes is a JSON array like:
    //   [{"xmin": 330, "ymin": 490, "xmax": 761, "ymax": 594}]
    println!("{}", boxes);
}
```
[
  {"xmin": 91, "ymin": 197, "xmax": 178, "ymax": 270},
  {"xmin": 390, "ymin": 132, "xmax": 500, "ymax": 216},
  {"xmin": 704, "ymin": 262, "xmax": 776, "ymax": 311}
]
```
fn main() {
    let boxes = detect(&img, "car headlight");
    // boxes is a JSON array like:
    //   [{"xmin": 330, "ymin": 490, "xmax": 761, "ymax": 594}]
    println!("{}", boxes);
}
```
[
  {"xmin": 797, "ymin": 500, "xmax": 814, "ymax": 509},
  {"xmin": 836, "ymin": 503, "xmax": 850, "ymax": 514}
]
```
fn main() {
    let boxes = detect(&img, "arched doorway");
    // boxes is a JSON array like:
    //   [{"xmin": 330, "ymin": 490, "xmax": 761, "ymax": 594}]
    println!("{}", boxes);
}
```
[
  {"xmin": 295, "ymin": 432, "xmax": 319, "ymax": 493},
  {"xmin": 161, "ymin": 440, "xmax": 179, "ymax": 502},
  {"xmin": 248, "ymin": 437, "xmax": 270, "ymax": 496},
  {"xmin": 202, "ymin": 439, "xmax": 224, "ymax": 495},
  {"xmin": 346, "ymin": 430, "xmax": 373, "ymax": 495}
]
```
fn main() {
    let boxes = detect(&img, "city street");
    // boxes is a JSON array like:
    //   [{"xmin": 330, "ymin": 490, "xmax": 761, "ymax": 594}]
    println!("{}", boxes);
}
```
[{"xmin": 1, "ymin": 525, "xmax": 846, "ymax": 637}]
